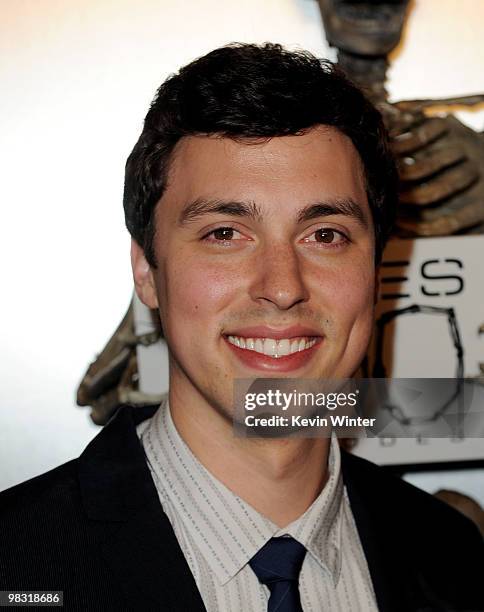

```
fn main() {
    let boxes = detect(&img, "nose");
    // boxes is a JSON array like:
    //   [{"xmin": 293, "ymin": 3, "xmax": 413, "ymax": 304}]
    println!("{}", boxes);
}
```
[{"xmin": 249, "ymin": 242, "xmax": 309, "ymax": 310}]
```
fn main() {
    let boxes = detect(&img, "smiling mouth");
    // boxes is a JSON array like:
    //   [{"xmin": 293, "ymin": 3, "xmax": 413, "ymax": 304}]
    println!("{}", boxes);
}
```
[{"xmin": 225, "ymin": 335, "xmax": 318, "ymax": 358}]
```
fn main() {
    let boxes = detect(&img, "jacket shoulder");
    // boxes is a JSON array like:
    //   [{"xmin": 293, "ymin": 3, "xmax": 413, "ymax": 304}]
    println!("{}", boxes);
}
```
[
  {"xmin": 342, "ymin": 450, "xmax": 482, "ymax": 536},
  {"xmin": 0, "ymin": 460, "xmax": 91, "ymax": 569},
  {"xmin": 342, "ymin": 450, "xmax": 484, "ymax": 609},
  {"xmin": 0, "ymin": 461, "xmax": 134, "ymax": 610},
  {"xmin": 0, "ymin": 460, "xmax": 80, "ymax": 519}
]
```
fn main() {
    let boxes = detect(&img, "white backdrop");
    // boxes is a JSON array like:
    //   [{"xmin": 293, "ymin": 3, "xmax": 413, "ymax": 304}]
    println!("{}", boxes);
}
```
[{"xmin": 1, "ymin": 0, "xmax": 484, "ymax": 492}]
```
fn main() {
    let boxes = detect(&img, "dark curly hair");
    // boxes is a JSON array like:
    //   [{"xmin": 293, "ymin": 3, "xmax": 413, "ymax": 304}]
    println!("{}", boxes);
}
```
[{"xmin": 123, "ymin": 43, "xmax": 397, "ymax": 267}]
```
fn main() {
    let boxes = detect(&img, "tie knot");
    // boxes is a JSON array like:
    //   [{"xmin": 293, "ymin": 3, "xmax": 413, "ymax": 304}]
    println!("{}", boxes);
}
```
[{"xmin": 249, "ymin": 537, "xmax": 307, "ymax": 585}]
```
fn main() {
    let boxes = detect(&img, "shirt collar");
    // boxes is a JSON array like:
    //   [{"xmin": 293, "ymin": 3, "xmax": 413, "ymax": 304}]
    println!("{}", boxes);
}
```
[
  {"xmin": 278, "ymin": 434, "xmax": 344, "ymax": 584},
  {"xmin": 140, "ymin": 397, "xmax": 343, "ymax": 586}
]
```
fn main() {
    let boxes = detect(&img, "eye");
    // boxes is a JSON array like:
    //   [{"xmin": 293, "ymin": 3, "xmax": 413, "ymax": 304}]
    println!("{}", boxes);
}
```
[
  {"xmin": 303, "ymin": 228, "xmax": 349, "ymax": 246},
  {"xmin": 203, "ymin": 226, "xmax": 246, "ymax": 243}
]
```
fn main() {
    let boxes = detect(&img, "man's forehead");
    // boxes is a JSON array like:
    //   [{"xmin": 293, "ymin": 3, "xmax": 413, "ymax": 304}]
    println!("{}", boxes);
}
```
[
  {"xmin": 170, "ymin": 125, "xmax": 361, "ymax": 168},
  {"xmin": 162, "ymin": 125, "xmax": 368, "ymax": 219}
]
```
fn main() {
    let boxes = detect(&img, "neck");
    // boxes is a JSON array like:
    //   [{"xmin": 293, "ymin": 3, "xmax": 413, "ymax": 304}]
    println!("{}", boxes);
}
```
[{"xmin": 168, "ymin": 383, "xmax": 331, "ymax": 528}]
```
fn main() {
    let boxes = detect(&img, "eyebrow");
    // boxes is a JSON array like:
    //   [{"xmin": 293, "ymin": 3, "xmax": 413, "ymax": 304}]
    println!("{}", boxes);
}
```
[
  {"xmin": 178, "ymin": 196, "xmax": 368, "ymax": 228},
  {"xmin": 178, "ymin": 198, "xmax": 262, "ymax": 225},
  {"xmin": 296, "ymin": 198, "xmax": 368, "ymax": 229}
]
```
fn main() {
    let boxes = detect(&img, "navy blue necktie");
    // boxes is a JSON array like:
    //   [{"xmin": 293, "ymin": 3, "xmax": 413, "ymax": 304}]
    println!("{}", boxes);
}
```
[{"xmin": 249, "ymin": 537, "xmax": 307, "ymax": 612}]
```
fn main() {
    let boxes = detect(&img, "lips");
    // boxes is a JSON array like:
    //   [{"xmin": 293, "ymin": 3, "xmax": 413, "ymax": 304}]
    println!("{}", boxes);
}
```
[
  {"xmin": 225, "ymin": 325, "xmax": 321, "ymax": 341},
  {"xmin": 223, "ymin": 325, "xmax": 323, "ymax": 372},
  {"xmin": 226, "ymin": 335, "xmax": 317, "ymax": 358}
]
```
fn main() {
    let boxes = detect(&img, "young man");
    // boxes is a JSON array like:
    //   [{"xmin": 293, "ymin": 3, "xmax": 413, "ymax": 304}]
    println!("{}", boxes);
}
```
[{"xmin": 1, "ymin": 44, "xmax": 482, "ymax": 612}]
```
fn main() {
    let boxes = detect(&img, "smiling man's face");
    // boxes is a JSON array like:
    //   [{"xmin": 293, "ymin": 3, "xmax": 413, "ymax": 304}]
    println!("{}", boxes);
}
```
[{"xmin": 132, "ymin": 125, "xmax": 377, "ymax": 418}]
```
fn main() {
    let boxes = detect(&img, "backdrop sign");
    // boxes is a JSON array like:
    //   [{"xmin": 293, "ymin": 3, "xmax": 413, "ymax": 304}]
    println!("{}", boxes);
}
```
[{"xmin": 356, "ymin": 235, "xmax": 484, "ymax": 465}]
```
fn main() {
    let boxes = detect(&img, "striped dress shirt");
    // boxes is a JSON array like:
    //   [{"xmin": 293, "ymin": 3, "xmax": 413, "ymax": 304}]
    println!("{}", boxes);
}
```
[{"xmin": 137, "ymin": 397, "xmax": 378, "ymax": 612}]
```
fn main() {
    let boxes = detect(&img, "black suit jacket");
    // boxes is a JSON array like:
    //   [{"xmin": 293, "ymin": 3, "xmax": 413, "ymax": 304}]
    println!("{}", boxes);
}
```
[{"xmin": 0, "ymin": 404, "xmax": 483, "ymax": 611}]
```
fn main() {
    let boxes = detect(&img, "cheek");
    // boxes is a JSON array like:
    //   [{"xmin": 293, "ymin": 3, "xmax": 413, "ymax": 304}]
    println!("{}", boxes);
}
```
[
  {"xmin": 161, "ymin": 254, "xmax": 242, "ymax": 331},
  {"xmin": 340, "ymin": 271, "xmax": 374, "ymax": 316},
  {"xmin": 334, "ymin": 267, "xmax": 376, "ymax": 358},
  {"xmin": 313, "ymin": 261, "xmax": 375, "ymax": 376},
  {"xmin": 312, "ymin": 260, "xmax": 375, "ymax": 330}
]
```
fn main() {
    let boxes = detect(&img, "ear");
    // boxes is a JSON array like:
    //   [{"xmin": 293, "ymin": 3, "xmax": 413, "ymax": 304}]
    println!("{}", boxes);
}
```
[
  {"xmin": 130, "ymin": 238, "xmax": 159, "ymax": 309},
  {"xmin": 374, "ymin": 264, "xmax": 381, "ymax": 306}
]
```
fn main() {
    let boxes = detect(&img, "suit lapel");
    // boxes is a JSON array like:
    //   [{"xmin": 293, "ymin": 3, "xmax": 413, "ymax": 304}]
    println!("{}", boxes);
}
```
[
  {"xmin": 341, "ymin": 451, "xmax": 427, "ymax": 612},
  {"xmin": 78, "ymin": 404, "xmax": 206, "ymax": 612},
  {"xmin": 100, "ymin": 499, "xmax": 207, "ymax": 611}
]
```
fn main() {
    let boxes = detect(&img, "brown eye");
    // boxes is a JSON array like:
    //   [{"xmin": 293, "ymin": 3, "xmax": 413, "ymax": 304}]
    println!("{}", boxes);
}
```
[
  {"xmin": 303, "ymin": 228, "xmax": 348, "ymax": 247},
  {"xmin": 212, "ymin": 227, "xmax": 234, "ymax": 240},
  {"xmin": 315, "ymin": 229, "xmax": 335, "ymax": 243}
]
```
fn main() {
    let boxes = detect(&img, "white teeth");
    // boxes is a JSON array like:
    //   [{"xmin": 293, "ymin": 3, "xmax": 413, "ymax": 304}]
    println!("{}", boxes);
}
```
[
  {"xmin": 226, "ymin": 335, "xmax": 318, "ymax": 357},
  {"xmin": 278, "ymin": 339, "xmax": 290, "ymax": 356},
  {"xmin": 264, "ymin": 338, "xmax": 277, "ymax": 357}
]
